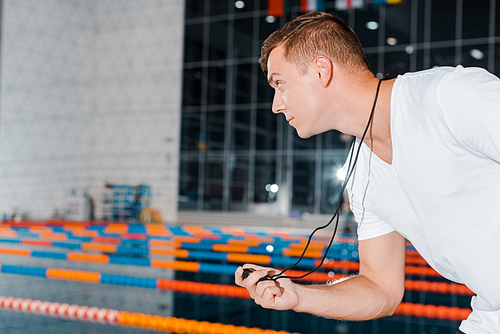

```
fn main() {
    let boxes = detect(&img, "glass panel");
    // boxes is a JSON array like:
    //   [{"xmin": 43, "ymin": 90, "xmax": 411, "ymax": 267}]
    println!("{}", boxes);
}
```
[
  {"xmin": 232, "ymin": 63, "xmax": 253, "ymax": 104},
  {"xmin": 416, "ymin": 0, "xmax": 426, "ymax": 43},
  {"xmin": 293, "ymin": 133, "xmax": 316, "ymax": 150},
  {"xmin": 232, "ymin": 109, "xmax": 251, "ymax": 150},
  {"xmin": 185, "ymin": 0, "xmax": 205, "ymax": 19},
  {"xmin": 182, "ymin": 68, "xmax": 203, "ymax": 106},
  {"xmin": 204, "ymin": 157, "xmax": 224, "ymax": 210},
  {"xmin": 184, "ymin": 24, "xmax": 204, "ymax": 63},
  {"xmin": 320, "ymin": 154, "xmax": 348, "ymax": 214},
  {"xmin": 233, "ymin": 0, "xmax": 255, "ymax": 13},
  {"xmin": 496, "ymin": 43, "xmax": 500, "ymax": 77},
  {"xmin": 430, "ymin": 47, "xmax": 456, "ymax": 67},
  {"xmin": 385, "ymin": 1, "xmax": 411, "ymax": 46},
  {"xmin": 259, "ymin": 0, "xmax": 267, "ymax": 12},
  {"xmin": 462, "ymin": 0, "xmax": 489, "ymax": 39},
  {"xmin": 207, "ymin": 65, "xmax": 227, "ymax": 105},
  {"xmin": 430, "ymin": 0, "xmax": 456, "ymax": 42},
  {"xmin": 203, "ymin": 183, "xmax": 223, "ymax": 210},
  {"xmin": 292, "ymin": 155, "xmax": 315, "ymax": 213},
  {"xmin": 206, "ymin": 110, "xmax": 226, "ymax": 151},
  {"xmin": 209, "ymin": 21, "xmax": 228, "ymax": 61},
  {"xmin": 462, "ymin": 44, "xmax": 489, "ymax": 70},
  {"xmin": 354, "ymin": 7, "xmax": 380, "ymax": 48},
  {"xmin": 210, "ymin": 0, "xmax": 229, "ymax": 16},
  {"xmin": 180, "ymin": 111, "xmax": 201, "ymax": 151},
  {"xmin": 497, "ymin": 3, "xmax": 500, "ymax": 43},
  {"xmin": 259, "ymin": 14, "xmax": 281, "ymax": 42},
  {"xmin": 178, "ymin": 157, "xmax": 199, "ymax": 210},
  {"xmin": 322, "ymin": 130, "xmax": 347, "ymax": 150},
  {"xmin": 281, "ymin": 117, "xmax": 292, "ymax": 151},
  {"xmin": 256, "ymin": 66, "xmax": 274, "ymax": 104},
  {"xmin": 256, "ymin": 109, "xmax": 277, "ymax": 151},
  {"xmin": 365, "ymin": 53, "xmax": 378, "ymax": 74},
  {"xmin": 232, "ymin": 18, "xmax": 254, "ymax": 59},
  {"xmin": 229, "ymin": 155, "xmax": 249, "ymax": 210},
  {"xmin": 384, "ymin": 51, "xmax": 410, "ymax": 78},
  {"xmin": 254, "ymin": 156, "xmax": 277, "ymax": 203},
  {"xmin": 335, "ymin": 11, "xmax": 350, "ymax": 28},
  {"xmin": 416, "ymin": 49, "xmax": 426, "ymax": 71}
]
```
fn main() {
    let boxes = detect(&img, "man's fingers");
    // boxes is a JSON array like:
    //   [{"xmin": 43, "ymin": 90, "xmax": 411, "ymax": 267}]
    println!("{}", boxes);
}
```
[
  {"xmin": 276, "ymin": 286, "xmax": 285, "ymax": 298},
  {"xmin": 235, "ymin": 264, "xmax": 287, "ymax": 305},
  {"xmin": 254, "ymin": 280, "xmax": 277, "ymax": 304},
  {"xmin": 257, "ymin": 283, "xmax": 283, "ymax": 308},
  {"xmin": 234, "ymin": 266, "xmax": 246, "ymax": 286}
]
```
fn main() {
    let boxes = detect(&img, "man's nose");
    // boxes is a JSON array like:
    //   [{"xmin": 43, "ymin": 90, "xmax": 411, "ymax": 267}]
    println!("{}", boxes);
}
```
[{"xmin": 272, "ymin": 91, "xmax": 285, "ymax": 114}]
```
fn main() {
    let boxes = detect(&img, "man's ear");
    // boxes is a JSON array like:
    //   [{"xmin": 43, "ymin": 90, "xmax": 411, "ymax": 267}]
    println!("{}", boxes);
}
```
[{"xmin": 314, "ymin": 55, "xmax": 333, "ymax": 87}]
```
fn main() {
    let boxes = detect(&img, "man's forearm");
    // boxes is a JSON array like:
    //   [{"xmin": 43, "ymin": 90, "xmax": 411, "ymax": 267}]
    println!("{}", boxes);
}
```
[{"xmin": 293, "ymin": 274, "xmax": 400, "ymax": 321}]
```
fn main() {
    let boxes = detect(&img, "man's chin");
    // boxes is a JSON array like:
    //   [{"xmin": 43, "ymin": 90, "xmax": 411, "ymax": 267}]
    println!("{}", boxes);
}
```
[{"xmin": 294, "ymin": 127, "xmax": 313, "ymax": 139}]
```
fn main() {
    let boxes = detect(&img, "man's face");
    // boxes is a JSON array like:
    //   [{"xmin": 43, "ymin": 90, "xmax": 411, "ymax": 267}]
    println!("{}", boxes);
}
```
[{"xmin": 267, "ymin": 45, "xmax": 325, "ymax": 138}]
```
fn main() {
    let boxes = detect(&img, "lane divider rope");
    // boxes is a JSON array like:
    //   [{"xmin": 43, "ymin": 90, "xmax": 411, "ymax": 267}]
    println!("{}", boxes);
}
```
[
  {"xmin": 0, "ymin": 263, "xmax": 473, "ymax": 296},
  {"xmin": 0, "ymin": 244, "xmax": 448, "ymax": 280},
  {"xmin": 0, "ymin": 295, "xmax": 299, "ymax": 334},
  {"xmin": 395, "ymin": 302, "xmax": 471, "ymax": 321},
  {"xmin": 0, "ymin": 294, "xmax": 472, "ymax": 324}
]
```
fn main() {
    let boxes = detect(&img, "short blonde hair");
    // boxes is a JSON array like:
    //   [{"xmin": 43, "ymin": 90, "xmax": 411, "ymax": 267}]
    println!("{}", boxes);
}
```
[{"xmin": 260, "ymin": 12, "xmax": 371, "ymax": 75}]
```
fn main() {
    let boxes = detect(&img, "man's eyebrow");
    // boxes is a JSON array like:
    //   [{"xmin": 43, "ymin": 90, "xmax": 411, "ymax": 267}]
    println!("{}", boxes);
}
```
[{"xmin": 268, "ymin": 72, "xmax": 280, "ymax": 85}]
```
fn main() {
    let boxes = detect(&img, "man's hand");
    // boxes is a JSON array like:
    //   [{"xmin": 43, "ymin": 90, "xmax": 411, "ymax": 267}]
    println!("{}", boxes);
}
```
[
  {"xmin": 235, "ymin": 264, "xmax": 300, "ymax": 311},
  {"xmin": 234, "ymin": 232, "xmax": 406, "ymax": 320}
]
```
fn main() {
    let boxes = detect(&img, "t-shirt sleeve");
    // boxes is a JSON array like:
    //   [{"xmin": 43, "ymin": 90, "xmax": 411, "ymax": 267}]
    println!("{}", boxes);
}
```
[
  {"xmin": 348, "ymin": 190, "xmax": 395, "ymax": 241},
  {"xmin": 438, "ymin": 66, "xmax": 500, "ymax": 163},
  {"xmin": 349, "ymin": 190, "xmax": 394, "ymax": 240}
]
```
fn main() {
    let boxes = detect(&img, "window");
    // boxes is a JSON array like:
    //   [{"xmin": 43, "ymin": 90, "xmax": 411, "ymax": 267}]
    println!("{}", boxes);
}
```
[{"xmin": 180, "ymin": 0, "xmax": 500, "ymax": 214}]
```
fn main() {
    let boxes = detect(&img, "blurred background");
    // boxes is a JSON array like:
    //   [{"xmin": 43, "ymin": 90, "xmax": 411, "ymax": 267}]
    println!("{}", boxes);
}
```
[
  {"xmin": 0, "ymin": 0, "xmax": 498, "ymax": 333},
  {"xmin": 180, "ymin": 0, "xmax": 499, "ymax": 224}
]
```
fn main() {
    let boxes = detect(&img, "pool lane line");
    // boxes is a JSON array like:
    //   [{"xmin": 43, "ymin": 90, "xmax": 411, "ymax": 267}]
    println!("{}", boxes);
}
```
[{"xmin": 0, "ymin": 295, "xmax": 300, "ymax": 334}]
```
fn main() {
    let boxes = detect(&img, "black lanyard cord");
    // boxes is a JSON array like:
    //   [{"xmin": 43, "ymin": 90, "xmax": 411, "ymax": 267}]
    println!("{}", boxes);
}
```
[{"xmin": 271, "ymin": 77, "xmax": 385, "ymax": 281}]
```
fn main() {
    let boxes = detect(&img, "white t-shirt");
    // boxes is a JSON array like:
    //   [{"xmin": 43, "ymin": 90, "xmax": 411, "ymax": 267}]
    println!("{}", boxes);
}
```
[{"xmin": 346, "ymin": 66, "xmax": 500, "ymax": 333}]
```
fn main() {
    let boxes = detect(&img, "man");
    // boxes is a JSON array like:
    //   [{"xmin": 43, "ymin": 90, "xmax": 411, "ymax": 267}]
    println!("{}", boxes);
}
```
[{"xmin": 234, "ymin": 12, "xmax": 500, "ymax": 334}]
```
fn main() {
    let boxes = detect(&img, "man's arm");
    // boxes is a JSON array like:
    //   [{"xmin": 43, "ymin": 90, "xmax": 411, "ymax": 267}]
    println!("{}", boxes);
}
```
[{"xmin": 235, "ymin": 231, "xmax": 406, "ymax": 320}]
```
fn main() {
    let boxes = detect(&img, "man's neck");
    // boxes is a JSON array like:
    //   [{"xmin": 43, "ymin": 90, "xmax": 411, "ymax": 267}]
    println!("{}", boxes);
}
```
[
  {"xmin": 337, "ymin": 76, "xmax": 394, "ymax": 165},
  {"xmin": 323, "ymin": 69, "xmax": 395, "ymax": 164},
  {"xmin": 361, "ymin": 78, "xmax": 395, "ymax": 165}
]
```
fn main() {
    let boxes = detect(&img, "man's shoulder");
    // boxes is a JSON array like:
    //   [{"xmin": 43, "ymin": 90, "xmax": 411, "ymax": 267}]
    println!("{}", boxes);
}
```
[
  {"xmin": 402, "ymin": 66, "xmax": 456, "ymax": 77},
  {"xmin": 394, "ymin": 65, "xmax": 498, "ymax": 109},
  {"xmin": 395, "ymin": 66, "xmax": 458, "ymax": 90},
  {"xmin": 399, "ymin": 65, "xmax": 497, "ymax": 86}
]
